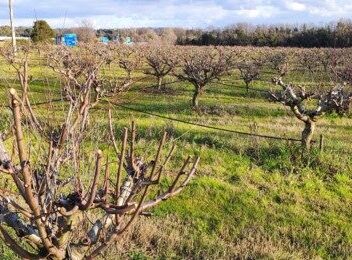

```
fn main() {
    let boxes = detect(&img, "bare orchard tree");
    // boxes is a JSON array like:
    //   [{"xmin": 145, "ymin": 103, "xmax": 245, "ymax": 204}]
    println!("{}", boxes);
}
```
[
  {"xmin": 266, "ymin": 48, "xmax": 293, "ymax": 77},
  {"xmin": 0, "ymin": 45, "xmax": 199, "ymax": 259},
  {"xmin": 334, "ymin": 63, "xmax": 352, "ymax": 113},
  {"xmin": 74, "ymin": 20, "xmax": 97, "ymax": 43},
  {"xmin": 0, "ymin": 92, "xmax": 199, "ymax": 259},
  {"xmin": 237, "ymin": 60, "xmax": 262, "ymax": 93},
  {"xmin": 44, "ymin": 44, "xmax": 110, "ymax": 141},
  {"xmin": 297, "ymin": 49, "xmax": 321, "ymax": 75},
  {"xmin": 270, "ymin": 78, "xmax": 352, "ymax": 150},
  {"xmin": 115, "ymin": 45, "xmax": 144, "ymax": 88},
  {"xmin": 316, "ymin": 48, "xmax": 344, "ymax": 75},
  {"xmin": 177, "ymin": 47, "xmax": 233, "ymax": 108},
  {"xmin": 144, "ymin": 45, "xmax": 179, "ymax": 90},
  {"xmin": 336, "ymin": 62, "xmax": 352, "ymax": 85},
  {"xmin": 160, "ymin": 28, "xmax": 178, "ymax": 45}
]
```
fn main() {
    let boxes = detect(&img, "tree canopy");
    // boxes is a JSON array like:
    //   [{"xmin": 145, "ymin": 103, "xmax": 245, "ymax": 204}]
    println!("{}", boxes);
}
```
[{"xmin": 30, "ymin": 20, "xmax": 55, "ymax": 43}]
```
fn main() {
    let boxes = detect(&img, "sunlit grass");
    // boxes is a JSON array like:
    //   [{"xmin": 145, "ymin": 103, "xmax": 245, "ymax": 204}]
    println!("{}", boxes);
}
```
[{"xmin": 0, "ymin": 56, "xmax": 351, "ymax": 259}]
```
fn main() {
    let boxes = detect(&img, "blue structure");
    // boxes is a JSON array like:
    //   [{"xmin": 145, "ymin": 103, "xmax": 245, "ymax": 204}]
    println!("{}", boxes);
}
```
[
  {"xmin": 113, "ymin": 34, "xmax": 120, "ymax": 43},
  {"xmin": 63, "ymin": 34, "xmax": 78, "ymax": 47},
  {"xmin": 100, "ymin": 36, "xmax": 110, "ymax": 44},
  {"xmin": 124, "ymin": 36, "xmax": 133, "ymax": 45}
]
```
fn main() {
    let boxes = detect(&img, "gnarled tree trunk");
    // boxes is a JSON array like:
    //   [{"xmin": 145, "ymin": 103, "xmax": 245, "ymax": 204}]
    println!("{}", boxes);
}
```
[
  {"xmin": 302, "ymin": 120, "xmax": 315, "ymax": 151},
  {"xmin": 245, "ymin": 81, "xmax": 250, "ymax": 94},
  {"xmin": 157, "ymin": 76, "xmax": 163, "ymax": 90},
  {"xmin": 192, "ymin": 87, "xmax": 201, "ymax": 108}
]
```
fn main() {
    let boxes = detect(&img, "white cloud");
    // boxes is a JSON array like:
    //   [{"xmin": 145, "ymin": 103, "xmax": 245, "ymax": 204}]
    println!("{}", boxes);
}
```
[
  {"xmin": 305, "ymin": 0, "xmax": 352, "ymax": 17},
  {"xmin": 0, "ymin": 0, "xmax": 352, "ymax": 28},
  {"xmin": 285, "ymin": 1, "xmax": 306, "ymax": 11},
  {"xmin": 235, "ymin": 5, "xmax": 279, "ymax": 18}
]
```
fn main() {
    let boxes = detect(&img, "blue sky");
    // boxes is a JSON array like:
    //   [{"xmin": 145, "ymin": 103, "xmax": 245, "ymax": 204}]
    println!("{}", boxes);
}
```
[{"xmin": 0, "ymin": 0, "xmax": 351, "ymax": 28}]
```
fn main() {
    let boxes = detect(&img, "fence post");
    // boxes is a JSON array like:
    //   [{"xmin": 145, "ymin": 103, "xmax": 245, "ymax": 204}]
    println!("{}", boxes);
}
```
[{"xmin": 319, "ymin": 134, "xmax": 324, "ymax": 152}]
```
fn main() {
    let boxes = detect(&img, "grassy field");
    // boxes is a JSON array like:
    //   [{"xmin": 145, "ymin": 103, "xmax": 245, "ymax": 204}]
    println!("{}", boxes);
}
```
[{"xmin": 0, "ymin": 56, "xmax": 351, "ymax": 259}]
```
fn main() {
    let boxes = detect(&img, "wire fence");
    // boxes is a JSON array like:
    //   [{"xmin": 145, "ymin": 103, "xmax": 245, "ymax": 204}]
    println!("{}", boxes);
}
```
[
  {"xmin": 216, "ymin": 81, "xmax": 271, "ymax": 93},
  {"xmin": 105, "ymin": 102, "xmax": 349, "ymax": 154},
  {"xmin": 28, "ymin": 97, "xmax": 303, "ymax": 143},
  {"xmin": 106, "ymin": 101, "xmax": 303, "ymax": 143},
  {"xmin": 28, "ymin": 96, "xmax": 352, "ymax": 154},
  {"xmin": 1, "ymin": 71, "xmax": 335, "ymax": 148}
]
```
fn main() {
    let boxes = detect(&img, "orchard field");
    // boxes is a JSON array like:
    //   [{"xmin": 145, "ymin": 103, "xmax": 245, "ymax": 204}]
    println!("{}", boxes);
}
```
[{"xmin": 0, "ymin": 43, "xmax": 351, "ymax": 259}]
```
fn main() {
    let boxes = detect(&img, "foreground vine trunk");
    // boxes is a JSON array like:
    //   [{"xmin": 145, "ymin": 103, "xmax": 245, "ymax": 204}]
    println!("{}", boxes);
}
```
[{"xmin": 0, "ymin": 44, "xmax": 200, "ymax": 259}]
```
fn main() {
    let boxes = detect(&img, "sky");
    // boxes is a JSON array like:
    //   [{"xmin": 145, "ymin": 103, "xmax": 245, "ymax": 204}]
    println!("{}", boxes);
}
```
[{"xmin": 0, "ymin": 0, "xmax": 352, "ymax": 29}]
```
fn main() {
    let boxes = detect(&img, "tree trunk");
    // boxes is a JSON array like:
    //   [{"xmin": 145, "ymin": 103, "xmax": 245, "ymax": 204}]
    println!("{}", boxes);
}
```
[
  {"xmin": 157, "ymin": 77, "xmax": 163, "ymax": 90},
  {"xmin": 302, "ymin": 120, "xmax": 315, "ymax": 151},
  {"xmin": 245, "ymin": 82, "xmax": 250, "ymax": 94},
  {"xmin": 192, "ymin": 88, "xmax": 200, "ymax": 108}
]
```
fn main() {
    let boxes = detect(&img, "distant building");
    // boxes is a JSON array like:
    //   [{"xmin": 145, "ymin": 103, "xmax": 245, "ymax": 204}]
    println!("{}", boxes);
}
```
[
  {"xmin": 99, "ymin": 36, "xmax": 110, "ymax": 44},
  {"xmin": 0, "ymin": 36, "xmax": 30, "ymax": 41},
  {"xmin": 123, "ymin": 36, "xmax": 133, "ymax": 45}
]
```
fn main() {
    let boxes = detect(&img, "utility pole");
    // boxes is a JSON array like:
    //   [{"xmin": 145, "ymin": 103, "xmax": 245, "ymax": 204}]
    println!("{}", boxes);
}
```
[{"xmin": 8, "ymin": 0, "xmax": 17, "ymax": 54}]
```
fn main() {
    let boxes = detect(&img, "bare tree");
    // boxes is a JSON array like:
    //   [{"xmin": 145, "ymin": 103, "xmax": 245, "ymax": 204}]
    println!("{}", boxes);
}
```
[
  {"xmin": 115, "ymin": 45, "xmax": 143, "ymax": 86},
  {"xmin": 177, "ymin": 47, "xmax": 233, "ymax": 108},
  {"xmin": 160, "ymin": 28, "xmax": 178, "ymax": 45},
  {"xmin": 144, "ymin": 45, "xmax": 179, "ymax": 90},
  {"xmin": 142, "ymin": 28, "xmax": 160, "ymax": 43},
  {"xmin": 317, "ymin": 48, "xmax": 344, "ymax": 75},
  {"xmin": 266, "ymin": 49, "xmax": 293, "ymax": 77},
  {"xmin": 335, "ymin": 63, "xmax": 352, "ymax": 85},
  {"xmin": 297, "ymin": 49, "xmax": 321, "ymax": 75},
  {"xmin": 237, "ymin": 61, "xmax": 262, "ymax": 93},
  {"xmin": 270, "ymin": 77, "xmax": 352, "ymax": 150},
  {"xmin": 74, "ymin": 20, "xmax": 96, "ymax": 43},
  {"xmin": 0, "ymin": 44, "xmax": 200, "ymax": 259}
]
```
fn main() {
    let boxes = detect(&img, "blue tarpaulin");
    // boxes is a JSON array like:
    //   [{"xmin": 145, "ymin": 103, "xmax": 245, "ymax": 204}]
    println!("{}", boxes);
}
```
[
  {"xmin": 100, "ymin": 36, "xmax": 110, "ymax": 44},
  {"xmin": 63, "ymin": 34, "xmax": 78, "ymax": 47}
]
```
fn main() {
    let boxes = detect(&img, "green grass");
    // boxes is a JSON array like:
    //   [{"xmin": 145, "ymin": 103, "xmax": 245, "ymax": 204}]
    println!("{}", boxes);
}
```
[{"xmin": 0, "ymin": 56, "xmax": 351, "ymax": 259}]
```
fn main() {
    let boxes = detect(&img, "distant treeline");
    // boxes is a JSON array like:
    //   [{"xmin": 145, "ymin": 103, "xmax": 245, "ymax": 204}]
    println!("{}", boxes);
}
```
[
  {"xmin": 177, "ymin": 21, "xmax": 352, "ymax": 48},
  {"xmin": 2, "ymin": 20, "xmax": 352, "ymax": 48},
  {"xmin": 97, "ymin": 21, "xmax": 352, "ymax": 48}
]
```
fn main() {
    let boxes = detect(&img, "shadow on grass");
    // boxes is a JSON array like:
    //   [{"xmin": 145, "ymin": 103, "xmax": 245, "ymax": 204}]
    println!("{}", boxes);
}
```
[
  {"xmin": 123, "ymin": 99, "xmax": 194, "ymax": 115},
  {"xmin": 140, "ymin": 84, "xmax": 183, "ymax": 96},
  {"xmin": 75, "ymin": 116, "xmax": 350, "ymax": 179},
  {"xmin": 244, "ymin": 142, "xmax": 349, "ymax": 178},
  {"xmin": 122, "ymin": 94, "xmax": 288, "ymax": 118},
  {"xmin": 245, "ymin": 144, "xmax": 304, "ymax": 174},
  {"xmin": 196, "ymin": 104, "xmax": 288, "ymax": 118}
]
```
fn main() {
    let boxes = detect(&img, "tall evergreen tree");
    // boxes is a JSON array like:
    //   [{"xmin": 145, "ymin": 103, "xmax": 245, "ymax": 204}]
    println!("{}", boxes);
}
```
[{"xmin": 31, "ymin": 20, "xmax": 55, "ymax": 43}]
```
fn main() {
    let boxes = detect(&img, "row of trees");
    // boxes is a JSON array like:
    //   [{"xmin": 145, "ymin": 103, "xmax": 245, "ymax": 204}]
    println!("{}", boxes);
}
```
[
  {"xmin": 0, "ymin": 25, "xmax": 32, "ymax": 37},
  {"xmin": 0, "ymin": 40, "xmax": 351, "ymax": 259},
  {"xmin": 109, "ymin": 45, "xmax": 352, "ymax": 150},
  {"xmin": 122, "ymin": 45, "xmax": 351, "ymax": 107},
  {"xmin": 0, "ymin": 21, "xmax": 179, "ymax": 45},
  {"xmin": 78, "ymin": 20, "xmax": 352, "ymax": 47},
  {"xmin": 4, "ymin": 19, "xmax": 352, "ymax": 47},
  {"xmin": 28, "ymin": 43, "xmax": 346, "ymax": 151},
  {"xmin": 177, "ymin": 21, "xmax": 352, "ymax": 48}
]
